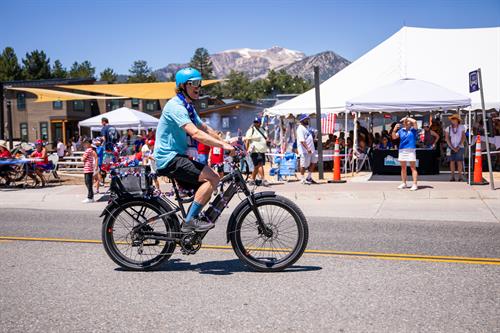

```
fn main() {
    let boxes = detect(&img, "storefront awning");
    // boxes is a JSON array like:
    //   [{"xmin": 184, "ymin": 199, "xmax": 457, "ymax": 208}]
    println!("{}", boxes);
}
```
[
  {"xmin": 7, "ymin": 87, "xmax": 127, "ymax": 103},
  {"xmin": 58, "ymin": 80, "xmax": 220, "ymax": 100}
]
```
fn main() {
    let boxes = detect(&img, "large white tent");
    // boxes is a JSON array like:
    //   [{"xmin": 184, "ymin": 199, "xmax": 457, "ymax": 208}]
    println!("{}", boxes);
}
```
[
  {"xmin": 346, "ymin": 78, "xmax": 471, "ymax": 112},
  {"xmin": 78, "ymin": 107, "xmax": 159, "ymax": 130},
  {"xmin": 266, "ymin": 26, "xmax": 500, "ymax": 116}
]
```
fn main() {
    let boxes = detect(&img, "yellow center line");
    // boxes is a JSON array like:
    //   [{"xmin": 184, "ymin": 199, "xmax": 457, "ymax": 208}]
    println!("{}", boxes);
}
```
[{"xmin": 1, "ymin": 236, "xmax": 499, "ymax": 266}]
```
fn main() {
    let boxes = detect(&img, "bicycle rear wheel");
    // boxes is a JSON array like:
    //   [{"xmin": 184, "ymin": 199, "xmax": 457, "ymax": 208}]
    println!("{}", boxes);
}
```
[
  {"xmin": 230, "ymin": 195, "xmax": 308, "ymax": 272},
  {"xmin": 102, "ymin": 200, "xmax": 178, "ymax": 270}
]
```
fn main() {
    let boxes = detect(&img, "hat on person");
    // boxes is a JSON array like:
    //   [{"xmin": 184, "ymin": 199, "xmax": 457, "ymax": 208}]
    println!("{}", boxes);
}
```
[
  {"xmin": 298, "ymin": 114, "xmax": 310, "ymax": 122},
  {"xmin": 253, "ymin": 116, "xmax": 262, "ymax": 123},
  {"xmin": 147, "ymin": 139, "xmax": 155, "ymax": 146},
  {"xmin": 35, "ymin": 139, "xmax": 44, "ymax": 146},
  {"xmin": 422, "ymin": 122, "xmax": 430, "ymax": 128},
  {"xmin": 448, "ymin": 114, "xmax": 461, "ymax": 123},
  {"xmin": 0, "ymin": 140, "xmax": 8, "ymax": 150}
]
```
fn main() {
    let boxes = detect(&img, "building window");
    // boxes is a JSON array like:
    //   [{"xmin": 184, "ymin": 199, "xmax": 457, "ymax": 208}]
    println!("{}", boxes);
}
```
[
  {"xmin": 131, "ymin": 98, "xmax": 140, "ymax": 109},
  {"xmin": 40, "ymin": 122, "xmax": 48, "ymax": 141},
  {"xmin": 106, "ymin": 100, "xmax": 124, "ymax": 112},
  {"xmin": 53, "ymin": 101, "xmax": 63, "ymax": 110},
  {"xmin": 73, "ymin": 100, "xmax": 85, "ymax": 111},
  {"xmin": 222, "ymin": 116, "xmax": 230, "ymax": 129},
  {"xmin": 17, "ymin": 93, "xmax": 26, "ymax": 111},
  {"xmin": 20, "ymin": 123, "xmax": 28, "ymax": 141},
  {"xmin": 145, "ymin": 100, "xmax": 159, "ymax": 112}
]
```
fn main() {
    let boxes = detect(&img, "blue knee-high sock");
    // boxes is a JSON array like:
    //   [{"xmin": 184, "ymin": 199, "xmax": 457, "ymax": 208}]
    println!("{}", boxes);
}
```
[{"xmin": 185, "ymin": 201, "xmax": 203, "ymax": 223}]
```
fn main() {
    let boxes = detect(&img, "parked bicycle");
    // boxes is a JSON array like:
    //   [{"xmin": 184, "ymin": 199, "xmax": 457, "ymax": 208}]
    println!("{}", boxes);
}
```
[{"xmin": 101, "ymin": 147, "xmax": 309, "ymax": 272}]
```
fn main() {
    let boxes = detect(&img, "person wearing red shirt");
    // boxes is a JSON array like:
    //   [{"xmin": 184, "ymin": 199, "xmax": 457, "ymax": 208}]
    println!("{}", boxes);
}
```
[
  {"xmin": 0, "ymin": 142, "xmax": 12, "ymax": 159},
  {"xmin": 197, "ymin": 141, "xmax": 211, "ymax": 165},
  {"xmin": 209, "ymin": 132, "xmax": 225, "ymax": 177},
  {"xmin": 30, "ymin": 140, "xmax": 49, "ymax": 187}
]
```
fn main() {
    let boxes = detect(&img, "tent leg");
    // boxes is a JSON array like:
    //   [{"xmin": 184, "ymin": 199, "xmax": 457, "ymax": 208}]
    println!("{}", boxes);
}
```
[
  {"xmin": 468, "ymin": 109, "xmax": 472, "ymax": 185},
  {"xmin": 344, "ymin": 111, "xmax": 348, "ymax": 177},
  {"xmin": 352, "ymin": 112, "xmax": 358, "ymax": 176}
]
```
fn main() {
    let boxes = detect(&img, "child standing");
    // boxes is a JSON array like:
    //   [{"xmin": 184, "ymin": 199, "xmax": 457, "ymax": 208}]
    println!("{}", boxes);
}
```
[{"xmin": 82, "ymin": 139, "xmax": 97, "ymax": 203}]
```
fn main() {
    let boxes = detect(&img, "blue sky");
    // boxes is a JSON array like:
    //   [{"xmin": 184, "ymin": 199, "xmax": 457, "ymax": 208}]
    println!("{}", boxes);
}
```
[{"xmin": 2, "ymin": 0, "xmax": 499, "ymax": 74}]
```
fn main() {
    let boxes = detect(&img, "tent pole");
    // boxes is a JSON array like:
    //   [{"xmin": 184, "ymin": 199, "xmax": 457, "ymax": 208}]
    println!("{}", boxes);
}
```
[
  {"xmin": 344, "ymin": 111, "xmax": 348, "ymax": 177},
  {"xmin": 352, "ymin": 112, "xmax": 358, "ymax": 175},
  {"xmin": 468, "ymin": 109, "xmax": 472, "ymax": 185},
  {"xmin": 478, "ymin": 69, "xmax": 495, "ymax": 190}
]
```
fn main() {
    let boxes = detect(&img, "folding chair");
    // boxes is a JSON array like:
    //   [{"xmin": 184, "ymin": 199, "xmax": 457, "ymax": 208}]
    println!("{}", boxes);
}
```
[
  {"xmin": 277, "ymin": 153, "xmax": 298, "ymax": 182},
  {"xmin": 45, "ymin": 153, "xmax": 61, "ymax": 184},
  {"xmin": 355, "ymin": 147, "xmax": 372, "ymax": 172}
]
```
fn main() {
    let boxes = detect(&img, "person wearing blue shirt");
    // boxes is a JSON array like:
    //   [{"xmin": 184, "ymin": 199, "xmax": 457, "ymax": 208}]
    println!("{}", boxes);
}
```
[
  {"xmin": 392, "ymin": 117, "xmax": 419, "ymax": 191},
  {"xmin": 154, "ymin": 68, "xmax": 235, "ymax": 232}
]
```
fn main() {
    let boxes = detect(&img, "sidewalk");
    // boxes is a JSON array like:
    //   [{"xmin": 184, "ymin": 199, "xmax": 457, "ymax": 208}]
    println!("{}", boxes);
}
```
[{"xmin": 1, "ymin": 179, "xmax": 499, "ymax": 224}]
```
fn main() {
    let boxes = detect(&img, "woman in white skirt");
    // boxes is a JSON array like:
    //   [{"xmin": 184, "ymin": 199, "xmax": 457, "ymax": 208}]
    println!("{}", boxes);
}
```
[{"xmin": 392, "ymin": 117, "xmax": 418, "ymax": 191}]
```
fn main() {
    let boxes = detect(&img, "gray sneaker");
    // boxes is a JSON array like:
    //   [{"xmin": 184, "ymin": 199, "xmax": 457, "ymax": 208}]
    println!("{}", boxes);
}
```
[
  {"xmin": 181, "ymin": 218, "xmax": 215, "ymax": 232},
  {"xmin": 262, "ymin": 180, "xmax": 270, "ymax": 187}
]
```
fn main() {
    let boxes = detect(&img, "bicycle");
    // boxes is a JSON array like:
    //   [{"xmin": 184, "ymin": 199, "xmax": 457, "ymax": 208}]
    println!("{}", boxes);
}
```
[{"xmin": 101, "ymin": 148, "xmax": 309, "ymax": 272}]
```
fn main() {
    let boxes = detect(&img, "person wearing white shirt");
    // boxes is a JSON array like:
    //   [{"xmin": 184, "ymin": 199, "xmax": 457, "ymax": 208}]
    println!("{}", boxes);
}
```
[
  {"xmin": 445, "ymin": 114, "xmax": 466, "ymax": 182},
  {"xmin": 56, "ymin": 138, "xmax": 66, "ymax": 160},
  {"xmin": 296, "ymin": 114, "xmax": 317, "ymax": 185}
]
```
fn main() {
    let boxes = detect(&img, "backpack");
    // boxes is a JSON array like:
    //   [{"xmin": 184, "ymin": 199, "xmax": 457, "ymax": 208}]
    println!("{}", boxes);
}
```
[{"xmin": 107, "ymin": 126, "xmax": 119, "ymax": 143}]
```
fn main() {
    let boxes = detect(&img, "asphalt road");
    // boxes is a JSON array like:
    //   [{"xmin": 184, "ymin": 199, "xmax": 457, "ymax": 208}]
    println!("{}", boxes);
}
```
[{"xmin": 0, "ymin": 209, "xmax": 499, "ymax": 332}]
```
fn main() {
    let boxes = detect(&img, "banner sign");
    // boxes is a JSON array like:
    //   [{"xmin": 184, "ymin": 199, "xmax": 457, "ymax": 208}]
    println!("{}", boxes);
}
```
[{"xmin": 469, "ymin": 70, "xmax": 479, "ymax": 93}]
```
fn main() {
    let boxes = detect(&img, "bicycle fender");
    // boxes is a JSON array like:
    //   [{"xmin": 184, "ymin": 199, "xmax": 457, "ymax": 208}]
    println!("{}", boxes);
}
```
[
  {"xmin": 226, "ymin": 191, "xmax": 276, "ymax": 243},
  {"xmin": 99, "ymin": 196, "xmax": 175, "ymax": 221}
]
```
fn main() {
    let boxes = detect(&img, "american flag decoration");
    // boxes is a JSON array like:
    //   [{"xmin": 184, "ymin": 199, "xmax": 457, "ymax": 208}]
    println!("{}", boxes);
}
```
[{"xmin": 321, "ymin": 113, "xmax": 336, "ymax": 134}]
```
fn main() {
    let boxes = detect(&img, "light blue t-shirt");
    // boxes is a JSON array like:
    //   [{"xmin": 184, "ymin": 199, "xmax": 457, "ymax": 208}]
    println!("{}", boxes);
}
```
[
  {"xmin": 397, "ymin": 127, "xmax": 417, "ymax": 149},
  {"xmin": 154, "ymin": 96, "xmax": 202, "ymax": 170}
]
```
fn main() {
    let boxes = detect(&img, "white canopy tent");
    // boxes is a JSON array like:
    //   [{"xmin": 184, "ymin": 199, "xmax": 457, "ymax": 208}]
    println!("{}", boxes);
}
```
[
  {"xmin": 78, "ymin": 107, "xmax": 159, "ymax": 132},
  {"xmin": 266, "ymin": 26, "xmax": 500, "ymax": 116},
  {"xmin": 346, "ymin": 78, "xmax": 471, "ymax": 112}
]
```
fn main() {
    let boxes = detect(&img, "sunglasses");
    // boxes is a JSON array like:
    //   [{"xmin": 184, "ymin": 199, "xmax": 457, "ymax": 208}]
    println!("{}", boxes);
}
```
[{"xmin": 186, "ymin": 80, "xmax": 202, "ymax": 88}]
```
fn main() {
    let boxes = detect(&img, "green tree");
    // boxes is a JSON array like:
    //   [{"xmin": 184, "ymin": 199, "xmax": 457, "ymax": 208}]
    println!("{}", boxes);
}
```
[
  {"xmin": 262, "ymin": 69, "xmax": 312, "ymax": 96},
  {"xmin": 100, "ymin": 67, "xmax": 117, "ymax": 83},
  {"xmin": 221, "ymin": 70, "xmax": 260, "ymax": 101},
  {"xmin": 22, "ymin": 50, "xmax": 51, "ymax": 80},
  {"xmin": 69, "ymin": 61, "xmax": 96, "ymax": 79},
  {"xmin": 127, "ymin": 60, "xmax": 157, "ymax": 83},
  {"xmin": 189, "ymin": 47, "xmax": 215, "ymax": 79},
  {"xmin": 0, "ymin": 47, "xmax": 22, "ymax": 81},
  {"xmin": 51, "ymin": 59, "xmax": 67, "ymax": 78}
]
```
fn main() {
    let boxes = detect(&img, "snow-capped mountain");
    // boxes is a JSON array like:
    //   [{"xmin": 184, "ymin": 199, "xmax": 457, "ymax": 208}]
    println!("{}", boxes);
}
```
[
  {"xmin": 211, "ymin": 46, "xmax": 305, "ymax": 78},
  {"xmin": 153, "ymin": 46, "xmax": 350, "ymax": 82},
  {"xmin": 277, "ymin": 51, "xmax": 351, "ymax": 82}
]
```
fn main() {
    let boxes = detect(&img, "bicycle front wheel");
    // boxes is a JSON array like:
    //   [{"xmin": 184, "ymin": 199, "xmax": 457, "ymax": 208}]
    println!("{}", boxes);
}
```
[
  {"xmin": 102, "ymin": 200, "xmax": 178, "ymax": 270},
  {"xmin": 230, "ymin": 195, "xmax": 309, "ymax": 272}
]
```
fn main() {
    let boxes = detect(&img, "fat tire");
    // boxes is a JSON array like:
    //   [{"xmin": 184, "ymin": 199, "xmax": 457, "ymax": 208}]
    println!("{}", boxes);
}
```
[
  {"xmin": 230, "ymin": 195, "xmax": 308, "ymax": 272},
  {"xmin": 102, "ymin": 200, "xmax": 177, "ymax": 271}
]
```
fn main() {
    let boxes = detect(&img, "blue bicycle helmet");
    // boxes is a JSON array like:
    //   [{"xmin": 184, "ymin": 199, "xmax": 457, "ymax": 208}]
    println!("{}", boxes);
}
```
[{"xmin": 175, "ymin": 67, "xmax": 202, "ymax": 87}]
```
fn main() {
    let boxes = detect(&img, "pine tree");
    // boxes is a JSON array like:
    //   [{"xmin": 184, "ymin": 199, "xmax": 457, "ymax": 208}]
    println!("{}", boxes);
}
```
[
  {"xmin": 100, "ymin": 67, "xmax": 117, "ymax": 83},
  {"xmin": 127, "ymin": 60, "xmax": 157, "ymax": 83},
  {"xmin": 51, "ymin": 60, "xmax": 67, "ymax": 78},
  {"xmin": 189, "ymin": 48, "xmax": 215, "ymax": 79},
  {"xmin": 22, "ymin": 50, "xmax": 52, "ymax": 80},
  {"xmin": 221, "ymin": 70, "xmax": 259, "ymax": 101},
  {"xmin": 69, "ymin": 61, "xmax": 96, "ymax": 79},
  {"xmin": 0, "ymin": 47, "xmax": 22, "ymax": 81}
]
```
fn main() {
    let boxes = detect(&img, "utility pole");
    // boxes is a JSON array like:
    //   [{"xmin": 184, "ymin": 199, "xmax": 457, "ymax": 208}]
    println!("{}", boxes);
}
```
[
  {"xmin": 7, "ymin": 100, "xmax": 13, "ymax": 149},
  {"xmin": 0, "ymin": 82, "xmax": 4, "ymax": 140},
  {"xmin": 314, "ymin": 66, "xmax": 324, "ymax": 179}
]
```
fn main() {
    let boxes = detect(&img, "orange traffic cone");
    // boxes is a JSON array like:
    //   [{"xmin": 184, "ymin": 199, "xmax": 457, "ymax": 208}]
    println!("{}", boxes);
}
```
[
  {"xmin": 471, "ymin": 135, "xmax": 488, "ymax": 185},
  {"xmin": 328, "ymin": 139, "xmax": 346, "ymax": 183}
]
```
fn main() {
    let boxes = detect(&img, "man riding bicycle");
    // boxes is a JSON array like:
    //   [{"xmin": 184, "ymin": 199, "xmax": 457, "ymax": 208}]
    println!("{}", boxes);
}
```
[{"xmin": 154, "ymin": 68, "xmax": 234, "ymax": 232}]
